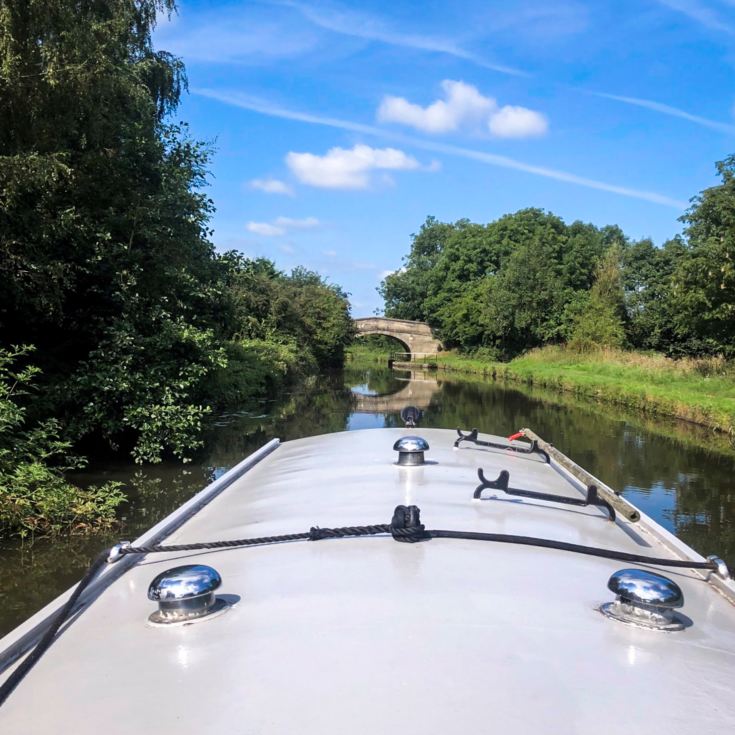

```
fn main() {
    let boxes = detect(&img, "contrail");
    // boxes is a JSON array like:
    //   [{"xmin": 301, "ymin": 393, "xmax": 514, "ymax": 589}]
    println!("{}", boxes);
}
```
[
  {"xmin": 271, "ymin": 1, "xmax": 732, "ymax": 134},
  {"xmin": 270, "ymin": 0, "xmax": 529, "ymax": 77},
  {"xmin": 194, "ymin": 88, "xmax": 689, "ymax": 209},
  {"xmin": 590, "ymin": 91, "xmax": 735, "ymax": 135}
]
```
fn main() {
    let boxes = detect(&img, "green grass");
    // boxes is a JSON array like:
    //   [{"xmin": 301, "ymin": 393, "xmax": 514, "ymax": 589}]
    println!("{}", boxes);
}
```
[
  {"xmin": 345, "ymin": 343, "xmax": 392, "ymax": 363},
  {"xmin": 430, "ymin": 346, "xmax": 735, "ymax": 435}
]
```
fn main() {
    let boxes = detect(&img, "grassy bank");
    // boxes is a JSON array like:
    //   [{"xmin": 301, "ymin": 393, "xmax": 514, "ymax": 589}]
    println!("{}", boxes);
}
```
[
  {"xmin": 345, "ymin": 342, "xmax": 395, "ymax": 363},
  {"xmin": 427, "ymin": 346, "xmax": 735, "ymax": 436}
]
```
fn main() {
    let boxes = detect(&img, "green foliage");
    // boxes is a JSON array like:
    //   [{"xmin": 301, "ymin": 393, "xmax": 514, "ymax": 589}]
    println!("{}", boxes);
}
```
[
  {"xmin": 68, "ymin": 313, "xmax": 227, "ymax": 463},
  {"xmin": 669, "ymin": 155, "xmax": 735, "ymax": 356},
  {"xmin": 0, "ymin": 347, "xmax": 124, "ymax": 537},
  {"xmin": 283, "ymin": 267, "xmax": 355, "ymax": 367},
  {"xmin": 209, "ymin": 339, "xmax": 310, "ymax": 407},
  {"xmin": 621, "ymin": 237, "xmax": 685, "ymax": 352},
  {"xmin": 0, "ymin": 1, "xmax": 222, "ymax": 462},
  {"xmin": 382, "ymin": 174, "xmax": 735, "ymax": 359},
  {"xmin": 569, "ymin": 246, "xmax": 627, "ymax": 351},
  {"xmin": 0, "ymin": 1, "xmax": 353, "ymax": 474},
  {"xmin": 223, "ymin": 255, "xmax": 355, "ymax": 370},
  {"xmin": 352, "ymin": 334, "xmax": 407, "ymax": 352},
  {"xmin": 381, "ymin": 216, "xmax": 456, "ymax": 321},
  {"xmin": 381, "ymin": 209, "xmax": 607, "ymax": 357}
]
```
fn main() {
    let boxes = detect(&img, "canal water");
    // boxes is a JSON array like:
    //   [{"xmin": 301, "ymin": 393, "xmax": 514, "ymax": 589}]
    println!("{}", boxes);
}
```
[{"xmin": 2, "ymin": 360, "xmax": 735, "ymax": 636}]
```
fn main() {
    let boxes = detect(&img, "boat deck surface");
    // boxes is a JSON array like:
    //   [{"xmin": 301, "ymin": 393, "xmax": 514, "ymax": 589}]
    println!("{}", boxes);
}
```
[{"xmin": 1, "ymin": 428, "xmax": 735, "ymax": 734}]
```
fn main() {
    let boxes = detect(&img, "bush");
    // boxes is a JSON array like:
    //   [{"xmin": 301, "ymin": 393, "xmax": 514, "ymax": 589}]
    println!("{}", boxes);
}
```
[
  {"xmin": 208, "ymin": 338, "xmax": 313, "ymax": 407},
  {"xmin": 0, "ymin": 346, "xmax": 124, "ymax": 538}
]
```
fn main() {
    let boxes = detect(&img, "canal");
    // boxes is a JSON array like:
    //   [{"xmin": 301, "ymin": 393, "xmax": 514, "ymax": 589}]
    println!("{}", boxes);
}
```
[{"xmin": 1, "ymin": 359, "xmax": 734, "ymax": 636}]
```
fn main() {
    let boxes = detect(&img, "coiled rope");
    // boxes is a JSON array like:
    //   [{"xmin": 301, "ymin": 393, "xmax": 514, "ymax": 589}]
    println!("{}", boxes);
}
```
[{"xmin": 0, "ymin": 504, "xmax": 718, "ymax": 708}]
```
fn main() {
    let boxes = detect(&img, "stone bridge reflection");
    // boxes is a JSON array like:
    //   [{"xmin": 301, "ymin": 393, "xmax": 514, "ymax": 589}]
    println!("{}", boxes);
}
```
[{"xmin": 351, "ymin": 370, "xmax": 441, "ymax": 413}]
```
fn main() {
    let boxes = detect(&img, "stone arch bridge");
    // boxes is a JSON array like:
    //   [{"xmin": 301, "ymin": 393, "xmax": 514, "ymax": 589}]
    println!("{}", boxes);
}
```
[{"xmin": 354, "ymin": 317, "xmax": 442, "ymax": 356}]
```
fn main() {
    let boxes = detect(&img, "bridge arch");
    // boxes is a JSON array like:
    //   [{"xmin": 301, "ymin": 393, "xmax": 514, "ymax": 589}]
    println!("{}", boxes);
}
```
[
  {"xmin": 354, "ymin": 330, "xmax": 411, "ymax": 354},
  {"xmin": 353, "ymin": 317, "xmax": 441, "ymax": 357}
]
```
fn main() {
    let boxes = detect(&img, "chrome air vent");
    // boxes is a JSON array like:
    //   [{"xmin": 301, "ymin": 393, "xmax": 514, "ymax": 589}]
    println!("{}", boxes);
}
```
[
  {"xmin": 600, "ymin": 568, "xmax": 687, "ymax": 631},
  {"xmin": 147, "ymin": 564, "xmax": 231, "ymax": 625},
  {"xmin": 394, "ymin": 435, "xmax": 429, "ymax": 466}
]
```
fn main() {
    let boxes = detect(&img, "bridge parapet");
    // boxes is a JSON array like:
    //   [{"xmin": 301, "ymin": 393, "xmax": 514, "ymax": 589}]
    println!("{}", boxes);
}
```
[{"xmin": 353, "ymin": 317, "xmax": 441, "ymax": 356}]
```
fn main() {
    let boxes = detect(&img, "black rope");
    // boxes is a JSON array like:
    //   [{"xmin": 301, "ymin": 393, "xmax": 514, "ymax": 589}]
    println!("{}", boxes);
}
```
[
  {"xmin": 0, "ymin": 504, "xmax": 718, "ymax": 709},
  {"xmin": 118, "ymin": 524, "xmax": 403, "ymax": 555},
  {"xmin": 428, "ymin": 530, "xmax": 718, "ymax": 569},
  {"xmin": 121, "ymin": 531, "xmax": 312, "ymax": 554}
]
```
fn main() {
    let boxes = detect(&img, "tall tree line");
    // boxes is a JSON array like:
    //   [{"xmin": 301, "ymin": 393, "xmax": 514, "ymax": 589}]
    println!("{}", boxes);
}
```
[
  {"xmin": 0, "ymin": 1, "xmax": 354, "ymax": 469},
  {"xmin": 380, "ymin": 157, "xmax": 735, "ymax": 360}
]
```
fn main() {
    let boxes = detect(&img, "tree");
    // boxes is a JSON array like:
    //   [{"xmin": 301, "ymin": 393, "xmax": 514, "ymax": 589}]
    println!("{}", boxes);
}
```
[
  {"xmin": 622, "ymin": 237, "xmax": 686, "ymax": 352},
  {"xmin": 378, "ymin": 209, "xmax": 632, "ymax": 357},
  {"xmin": 380, "ymin": 217, "xmax": 456, "ymax": 322},
  {"xmin": 478, "ymin": 210, "xmax": 583, "ymax": 356},
  {"xmin": 669, "ymin": 155, "xmax": 735, "ymax": 356},
  {"xmin": 0, "ymin": 1, "xmax": 226, "ymax": 461},
  {"xmin": 569, "ymin": 246, "xmax": 627, "ymax": 350},
  {"xmin": 224, "ymin": 258, "xmax": 355, "ymax": 369}
]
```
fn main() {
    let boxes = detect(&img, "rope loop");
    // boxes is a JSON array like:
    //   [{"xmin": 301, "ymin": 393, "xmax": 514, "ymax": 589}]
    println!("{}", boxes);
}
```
[{"xmin": 391, "ymin": 505, "xmax": 431, "ymax": 543}]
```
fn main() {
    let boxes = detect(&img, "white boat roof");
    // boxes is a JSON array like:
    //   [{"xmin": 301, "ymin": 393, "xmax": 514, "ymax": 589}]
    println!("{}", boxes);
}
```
[{"xmin": 2, "ymin": 427, "xmax": 735, "ymax": 734}]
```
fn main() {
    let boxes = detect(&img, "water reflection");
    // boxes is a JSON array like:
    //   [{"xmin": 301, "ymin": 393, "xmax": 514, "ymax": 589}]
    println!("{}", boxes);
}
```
[
  {"xmin": 351, "ymin": 368, "xmax": 440, "ymax": 414},
  {"xmin": 1, "ymin": 362, "xmax": 734, "ymax": 636}
]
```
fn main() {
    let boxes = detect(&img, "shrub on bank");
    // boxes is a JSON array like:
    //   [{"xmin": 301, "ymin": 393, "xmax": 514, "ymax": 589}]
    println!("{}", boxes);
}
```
[
  {"xmin": 208, "ymin": 339, "xmax": 315, "ymax": 407},
  {"xmin": 0, "ymin": 347, "xmax": 124, "ymax": 538}
]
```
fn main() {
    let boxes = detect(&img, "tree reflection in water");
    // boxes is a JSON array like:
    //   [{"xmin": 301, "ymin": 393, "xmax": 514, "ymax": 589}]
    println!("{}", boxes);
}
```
[{"xmin": 1, "ymin": 363, "xmax": 733, "ymax": 636}]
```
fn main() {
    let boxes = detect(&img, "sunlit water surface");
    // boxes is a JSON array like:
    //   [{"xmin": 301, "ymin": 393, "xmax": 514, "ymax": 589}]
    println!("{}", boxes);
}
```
[{"xmin": 2, "ymin": 361, "xmax": 734, "ymax": 636}]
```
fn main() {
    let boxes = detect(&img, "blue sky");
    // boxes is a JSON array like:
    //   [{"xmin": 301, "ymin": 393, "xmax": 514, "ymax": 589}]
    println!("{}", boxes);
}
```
[{"xmin": 155, "ymin": 0, "xmax": 735, "ymax": 315}]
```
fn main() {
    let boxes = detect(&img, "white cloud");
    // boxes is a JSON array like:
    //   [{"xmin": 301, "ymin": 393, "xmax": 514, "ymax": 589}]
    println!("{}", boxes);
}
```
[
  {"xmin": 246, "ymin": 216, "xmax": 321, "ymax": 237},
  {"xmin": 323, "ymin": 249, "xmax": 338, "ymax": 257},
  {"xmin": 246, "ymin": 221, "xmax": 285, "ymax": 236},
  {"xmin": 250, "ymin": 177, "xmax": 294, "ymax": 195},
  {"xmin": 286, "ymin": 144, "xmax": 421, "ymax": 189},
  {"xmin": 377, "ymin": 80, "xmax": 548, "ymax": 139},
  {"xmin": 378, "ymin": 80, "xmax": 495, "ymax": 134},
  {"xmin": 274, "ymin": 216, "xmax": 320, "ymax": 229},
  {"xmin": 489, "ymin": 105, "xmax": 548, "ymax": 138},
  {"xmin": 195, "ymin": 88, "xmax": 687, "ymax": 208}
]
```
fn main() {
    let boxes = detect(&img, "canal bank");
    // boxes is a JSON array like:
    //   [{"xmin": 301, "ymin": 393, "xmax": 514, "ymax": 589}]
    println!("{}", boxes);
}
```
[{"xmin": 392, "ymin": 346, "xmax": 735, "ymax": 437}]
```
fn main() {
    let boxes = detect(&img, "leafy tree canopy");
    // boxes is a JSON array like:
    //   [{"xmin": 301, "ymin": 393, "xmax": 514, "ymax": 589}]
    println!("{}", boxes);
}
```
[
  {"xmin": 0, "ymin": 1, "xmax": 354, "ymax": 468},
  {"xmin": 380, "ymin": 161, "xmax": 735, "ymax": 360}
]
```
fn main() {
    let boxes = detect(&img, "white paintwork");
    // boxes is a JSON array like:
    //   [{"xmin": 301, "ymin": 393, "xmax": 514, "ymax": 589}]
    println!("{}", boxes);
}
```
[
  {"xmin": 0, "ymin": 438, "xmax": 280, "ymax": 671},
  {"xmin": 1, "ymin": 428, "xmax": 734, "ymax": 734}
]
